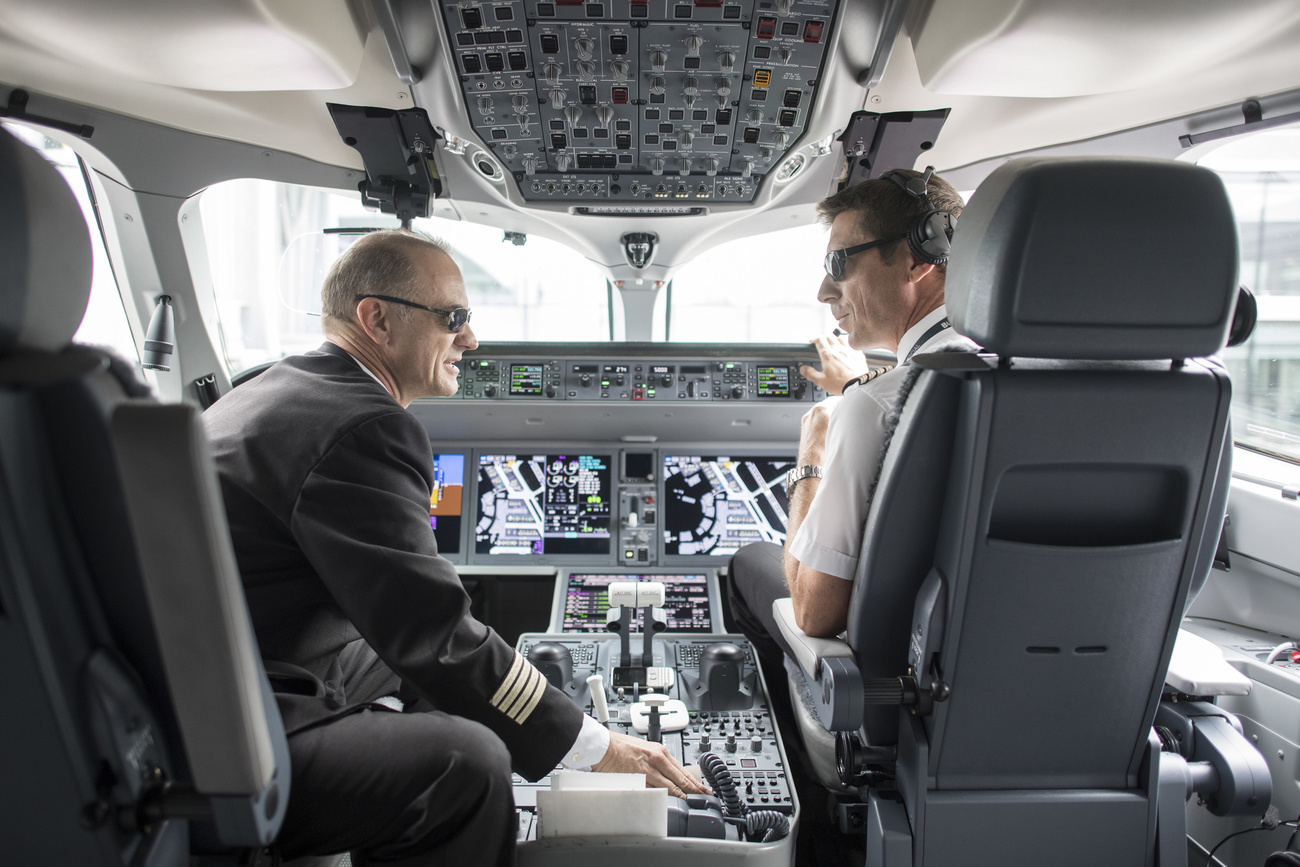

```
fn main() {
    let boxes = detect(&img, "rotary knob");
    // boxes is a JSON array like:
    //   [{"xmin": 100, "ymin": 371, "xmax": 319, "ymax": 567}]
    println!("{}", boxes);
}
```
[
  {"xmin": 777, "ymin": 0, "xmax": 794, "ymax": 11},
  {"xmin": 512, "ymin": 94, "xmax": 531, "ymax": 113},
  {"xmin": 610, "ymin": 59, "xmax": 630, "ymax": 80},
  {"xmin": 484, "ymin": 384, "xmax": 498, "ymax": 397},
  {"xmin": 502, "ymin": 143, "xmax": 517, "ymax": 159},
  {"xmin": 747, "ymin": 108, "xmax": 763, "ymax": 124},
  {"xmin": 522, "ymin": 154, "xmax": 539, "ymax": 175},
  {"xmin": 725, "ymin": 733, "xmax": 737, "ymax": 753},
  {"xmin": 741, "ymin": 158, "xmax": 754, "ymax": 178},
  {"xmin": 778, "ymin": 47, "xmax": 794, "ymax": 64},
  {"xmin": 772, "ymin": 130, "xmax": 790, "ymax": 149},
  {"xmin": 660, "ymin": 374, "xmax": 672, "ymax": 386},
  {"xmin": 543, "ymin": 62, "xmax": 562, "ymax": 85},
  {"xmin": 649, "ymin": 76, "xmax": 666, "ymax": 95},
  {"xmin": 717, "ymin": 51, "xmax": 736, "ymax": 73},
  {"xmin": 575, "ymin": 37, "xmax": 595, "ymax": 60},
  {"xmin": 555, "ymin": 153, "xmax": 572, "ymax": 172},
  {"xmin": 595, "ymin": 104, "xmax": 615, "ymax": 128},
  {"xmin": 731, "ymin": 385, "xmax": 743, "ymax": 399},
  {"xmin": 576, "ymin": 61, "xmax": 596, "ymax": 81},
  {"xmin": 684, "ymin": 95, "xmax": 698, "ymax": 109},
  {"xmin": 545, "ymin": 383, "xmax": 557, "ymax": 398},
  {"xmin": 751, "ymin": 735, "xmax": 763, "ymax": 751},
  {"xmin": 580, "ymin": 373, "xmax": 592, "ymax": 386},
  {"xmin": 650, "ymin": 49, "xmax": 668, "ymax": 72},
  {"xmin": 682, "ymin": 76, "xmax": 699, "ymax": 96},
  {"xmin": 684, "ymin": 34, "xmax": 704, "ymax": 55},
  {"xmin": 564, "ymin": 104, "xmax": 583, "ymax": 126},
  {"xmin": 793, "ymin": 381, "xmax": 807, "ymax": 398},
  {"xmin": 680, "ymin": 130, "xmax": 694, "ymax": 146},
  {"xmin": 650, "ymin": 157, "xmax": 665, "ymax": 176},
  {"xmin": 477, "ymin": 96, "xmax": 493, "ymax": 114},
  {"xmin": 699, "ymin": 733, "xmax": 711, "ymax": 750},
  {"xmin": 549, "ymin": 88, "xmax": 567, "ymax": 109},
  {"xmin": 715, "ymin": 78, "xmax": 732, "ymax": 97},
  {"xmin": 677, "ymin": 157, "xmax": 692, "ymax": 175},
  {"xmin": 703, "ymin": 157, "xmax": 719, "ymax": 176}
]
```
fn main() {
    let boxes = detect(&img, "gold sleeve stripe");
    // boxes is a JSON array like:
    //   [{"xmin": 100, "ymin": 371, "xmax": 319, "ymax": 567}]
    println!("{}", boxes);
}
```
[
  {"xmin": 489, "ymin": 652, "xmax": 528, "ymax": 711},
  {"xmin": 511, "ymin": 667, "xmax": 547, "ymax": 724},
  {"xmin": 504, "ymin": 663, "xmax": 543, "ymax": 720}
]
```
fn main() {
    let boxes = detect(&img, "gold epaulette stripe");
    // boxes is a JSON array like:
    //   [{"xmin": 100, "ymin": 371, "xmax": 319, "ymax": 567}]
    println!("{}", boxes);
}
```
[{"xmin": 844, "ymin": 364, "xmax": 896, "ymax": 392}]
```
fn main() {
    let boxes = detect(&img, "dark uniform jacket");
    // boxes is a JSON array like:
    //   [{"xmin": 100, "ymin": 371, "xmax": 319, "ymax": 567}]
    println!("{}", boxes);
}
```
[{"xmin": 203, "ymin": 342, "xmax": 582, "ymax": 781}]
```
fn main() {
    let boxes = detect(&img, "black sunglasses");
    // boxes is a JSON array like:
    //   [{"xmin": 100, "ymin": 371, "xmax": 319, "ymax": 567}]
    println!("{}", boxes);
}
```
[
  {"xmin": 354, "ymin": 294, "xmax": 472, "ymax": 332},
  {"xmin": 823, "ymin": 236, "xmax": 905, "ymax": 281}
]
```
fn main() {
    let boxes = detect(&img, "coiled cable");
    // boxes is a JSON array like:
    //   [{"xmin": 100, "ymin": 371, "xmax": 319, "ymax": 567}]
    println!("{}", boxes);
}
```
[{"xmin": 697, "ymin": 752, "xmax": 790, "ymax": 843}]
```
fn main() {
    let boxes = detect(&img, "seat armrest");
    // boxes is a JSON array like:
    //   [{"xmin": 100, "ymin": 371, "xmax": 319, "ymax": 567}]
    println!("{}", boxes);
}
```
[
  {"xmin": 773, "ymin": 597, "xmax": 854, "ymax": 680},
  {"xmin": 1166, "ymin": 629, "xmax": 1251, "ymax": 696}
]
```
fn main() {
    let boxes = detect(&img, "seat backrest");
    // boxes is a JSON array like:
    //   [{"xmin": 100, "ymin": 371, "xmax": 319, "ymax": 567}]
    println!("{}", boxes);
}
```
[
  {"xmin": 0, "ymin": 127, "xmax": 287, "ymax": 863},
  {"xmin": 848, "ymin": 157, "xmax": 1238, "ymax": 788}
]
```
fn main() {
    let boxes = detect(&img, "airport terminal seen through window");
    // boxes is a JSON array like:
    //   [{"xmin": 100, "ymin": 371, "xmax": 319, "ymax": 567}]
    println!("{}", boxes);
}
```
[{"xmin": 1203, "ymin": 126, "xmax": 1300, "ymax": 463}]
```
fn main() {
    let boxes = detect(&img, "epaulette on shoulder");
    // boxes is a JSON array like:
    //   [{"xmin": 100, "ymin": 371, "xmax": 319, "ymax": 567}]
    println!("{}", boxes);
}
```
[{"xmin": 842, "ymin": 363, "xmax": 896, "ymax": 393}]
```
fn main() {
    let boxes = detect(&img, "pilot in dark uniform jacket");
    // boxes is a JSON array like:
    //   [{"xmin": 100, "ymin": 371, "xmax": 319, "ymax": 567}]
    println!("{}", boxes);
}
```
[
  {"xmin": 204, "ymin": 230, "xmax": 703, "ymax": 866},
  {"xmin": 205, "ymin": 342, "xmax": 579, "ymax": 863}
]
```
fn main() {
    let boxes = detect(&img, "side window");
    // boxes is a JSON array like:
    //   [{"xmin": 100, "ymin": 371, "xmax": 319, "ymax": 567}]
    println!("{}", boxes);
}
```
[
  {"xmin": 1200, "ymin": 126, "xmax": 1300, "ymax": 463},
  {"xmin": 3, "ymin": 123, "xmax": 141, "ymax": 367}
]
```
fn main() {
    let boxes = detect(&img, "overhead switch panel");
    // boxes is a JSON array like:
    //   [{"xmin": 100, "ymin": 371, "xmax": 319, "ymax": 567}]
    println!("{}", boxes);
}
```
[{"xmin": 441, "ymin": 0, "xmax": 837, "ymax": 204}]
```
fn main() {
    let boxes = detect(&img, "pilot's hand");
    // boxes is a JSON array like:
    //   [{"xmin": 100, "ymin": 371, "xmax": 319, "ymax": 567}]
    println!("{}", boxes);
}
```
[
  {"xmin": 798, "ymin": 397, "xmax": 840, "ymax": 467},
  {"xmin": 592, "ymin": 730, "xmax": 711, "ymax": 798},
  {"xmin": 800, "ymin": 334, "xmax": 869, "ymax": 396}
]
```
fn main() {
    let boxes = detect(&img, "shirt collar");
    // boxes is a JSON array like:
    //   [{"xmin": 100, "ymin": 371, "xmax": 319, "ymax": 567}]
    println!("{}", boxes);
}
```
[
  {"xmin": 336, "ymin": 344, "xmax": 392, "ymax": 396},
  {"xmin": 897, "ymin": 304, "xmax": 950, "ymax": 364}
]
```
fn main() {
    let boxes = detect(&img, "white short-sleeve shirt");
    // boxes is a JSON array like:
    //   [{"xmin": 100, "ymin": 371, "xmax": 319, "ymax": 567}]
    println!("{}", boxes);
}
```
[{"xmin": 789, "ymin": 306, "xmax": 973, "ymax": 580}]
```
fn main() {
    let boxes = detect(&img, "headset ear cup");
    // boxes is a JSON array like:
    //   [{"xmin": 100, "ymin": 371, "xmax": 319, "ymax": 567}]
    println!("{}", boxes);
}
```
[
  {"xmin": 1265, "ymin": 851, "xmax": 1300, "ymax": 867},
  {"xmin": 910, "ymin": 209, "xmax": 954, "ymax": 265}
]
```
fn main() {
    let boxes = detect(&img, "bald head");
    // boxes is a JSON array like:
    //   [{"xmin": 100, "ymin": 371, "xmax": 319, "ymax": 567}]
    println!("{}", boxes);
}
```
[{"xmin": 321, "ymin": 229, "xmax": 454, "ymax": 332}]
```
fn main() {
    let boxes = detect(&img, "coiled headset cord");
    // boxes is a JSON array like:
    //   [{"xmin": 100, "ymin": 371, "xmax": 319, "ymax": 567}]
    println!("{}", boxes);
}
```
[{"xmin": 697, "ymin": 752, "xmax": 790, "ymax": 843}]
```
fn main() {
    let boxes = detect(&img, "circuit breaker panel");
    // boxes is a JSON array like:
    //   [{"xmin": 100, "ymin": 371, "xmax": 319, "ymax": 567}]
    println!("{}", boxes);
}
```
[{"xmin": 441, "ymin": 0, "xmax": 838, "ymax": 204}]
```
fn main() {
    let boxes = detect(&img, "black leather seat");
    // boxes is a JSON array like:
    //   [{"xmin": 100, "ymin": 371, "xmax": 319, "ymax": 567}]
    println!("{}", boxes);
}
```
[
  {"xmin": 0, "ymin": 126, "xmax": 288, "ymax": 864},
  {"xmin": 775, "ymin": 157, "xmax": 1271, "ymax": 866}
]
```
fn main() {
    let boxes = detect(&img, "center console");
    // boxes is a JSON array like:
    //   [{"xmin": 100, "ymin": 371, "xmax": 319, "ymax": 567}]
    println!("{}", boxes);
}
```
[{"xmin": 511, "ymin": 571, "xmax": 798, "ymax": 866}]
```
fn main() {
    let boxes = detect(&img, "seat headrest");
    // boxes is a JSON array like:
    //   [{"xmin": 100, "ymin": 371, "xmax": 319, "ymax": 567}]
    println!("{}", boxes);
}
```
[
  {"xmin": 946, "ymin": 157, "xmax": 1238, "ymax": 360},
  {"xmin": 0, "ymin": 127, "xmax": 93, "ymax": 353}
]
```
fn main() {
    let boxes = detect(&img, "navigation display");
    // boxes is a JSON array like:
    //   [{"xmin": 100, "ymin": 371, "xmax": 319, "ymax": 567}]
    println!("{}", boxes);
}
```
[
  {"xmin": 757, "ymin": 366, "xmax": 790, "ymax": 397},
  {"xmin": 561, "ymin": 573, "xmax": 713, "ymax": 632},
  {"xmin": 429, "ymin": 453, "xmax": 464, "ymax": 555},
  {"xmin": 475, "ymin": 454, "xmax": 612, "ymax": 556},
  {"xmin": 662, "ymin": 455, "xmax": 795, "ymax": 557}
]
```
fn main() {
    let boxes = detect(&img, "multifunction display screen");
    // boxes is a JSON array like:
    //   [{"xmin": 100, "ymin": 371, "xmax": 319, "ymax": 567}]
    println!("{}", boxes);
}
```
[
  {"xmin": 509, "ymin": 364, "xmax": 544, "ymax": 396},
  {"xmin": 757, "ymin": 366, "xmax": 790, "ymax": 397},
  {"xmin": 662, "ymin": 455, "xmax": 795, "ymax": 557},
  {"xmin": 429, "ymin": 453, "xmax": 465, "ymax": 555},
  {"xmin": 475, "ymin": 454, "xmax": 612, "ymax": 555},
  {"xmin": 562, "ymin": 573, "xmax": 712, "ymax": 633}
]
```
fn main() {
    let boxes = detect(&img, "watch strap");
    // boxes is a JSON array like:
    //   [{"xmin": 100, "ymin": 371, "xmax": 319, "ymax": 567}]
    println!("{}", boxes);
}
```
[{"xmin": 785, "ymin": 464, "xmax": 823, "ymax": 494}]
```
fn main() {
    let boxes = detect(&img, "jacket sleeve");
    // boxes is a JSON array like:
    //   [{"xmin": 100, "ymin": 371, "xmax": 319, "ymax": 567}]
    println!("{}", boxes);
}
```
[{"xmin": 288, "ymin": 409, "xmax": 582, "ymax": 781}]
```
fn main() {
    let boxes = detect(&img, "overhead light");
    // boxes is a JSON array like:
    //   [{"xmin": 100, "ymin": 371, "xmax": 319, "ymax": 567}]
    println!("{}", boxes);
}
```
[
  {"xmin": 574, "ymin": 205, "xmax": 708, "ymax": 216},
  {"xmin": 775, "ymin": 153, "xmax": 806, "ymax": 182},
  {"xmin": 141, "ymin": 295, "xmax": 175, "ymax": 371}
]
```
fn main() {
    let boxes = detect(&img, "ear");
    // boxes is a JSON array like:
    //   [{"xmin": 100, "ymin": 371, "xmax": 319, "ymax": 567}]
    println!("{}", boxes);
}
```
[
  {"xmin": 354, "ymin": 298, "xmax": 395, "ymax": 346},
  {"xmin": 906, "ymin": 255, "xmax": 937, "ymax": 285}
]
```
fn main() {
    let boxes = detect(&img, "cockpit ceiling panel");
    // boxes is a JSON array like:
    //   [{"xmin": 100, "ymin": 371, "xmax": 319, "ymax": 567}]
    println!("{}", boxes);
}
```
[{"xmin": 440, "ymin": 0, "xmax": 837, "ymax": 204}]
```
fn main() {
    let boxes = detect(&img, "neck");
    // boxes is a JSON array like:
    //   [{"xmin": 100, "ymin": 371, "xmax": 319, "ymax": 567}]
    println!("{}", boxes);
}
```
[{"xmin": 324, "ymin": 329, "xmax": 408, "ymax": 406}]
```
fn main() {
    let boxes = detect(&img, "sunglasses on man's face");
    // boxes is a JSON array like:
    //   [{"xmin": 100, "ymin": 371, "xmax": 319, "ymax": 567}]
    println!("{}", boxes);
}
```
[
  {"xmin": 823, "ymin": 236, "xmax": 904, "ymax": 281},
  {"xmin": 354, "ymin": 294, "xmax": 473, "ymax": 332}
]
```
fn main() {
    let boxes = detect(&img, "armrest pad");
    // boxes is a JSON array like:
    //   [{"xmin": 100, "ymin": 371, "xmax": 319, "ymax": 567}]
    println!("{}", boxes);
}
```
[
  {"xmin": 772, "ymin": 597, "xmax": 854, "ymax": 679},
  {"xmin": 1166, "ymin": 629, "xmax": 1251, "ymax": 696}
]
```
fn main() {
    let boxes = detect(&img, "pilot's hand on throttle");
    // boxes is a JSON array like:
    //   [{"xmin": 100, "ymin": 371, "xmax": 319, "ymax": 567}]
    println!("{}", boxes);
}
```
[
  {"xmin": 592, "ymin": 730, "xmax": 711, "ymax": 798},
  {"xmin": 798, "ymin": 397, "xmax": 839, "ymax": 467},
  {"xmin": 799, "ymin": 334, "xmax": 869, "ymax": 396}
]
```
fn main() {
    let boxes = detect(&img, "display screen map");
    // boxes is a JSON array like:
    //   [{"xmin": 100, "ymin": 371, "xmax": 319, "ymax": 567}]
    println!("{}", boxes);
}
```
[
  {"xmin": 662, "ymin": 455, "xmax": 795, "ymax": 557},
  {"xmin": 475, "ymin": 454, "xmax": 612, "ymax": 555}
]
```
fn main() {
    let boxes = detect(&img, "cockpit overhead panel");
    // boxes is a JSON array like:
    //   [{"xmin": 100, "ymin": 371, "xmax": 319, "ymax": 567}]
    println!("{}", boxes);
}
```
[{"xmin": 439, "ymin": 0, "xmax": 839, "ymax": 204}]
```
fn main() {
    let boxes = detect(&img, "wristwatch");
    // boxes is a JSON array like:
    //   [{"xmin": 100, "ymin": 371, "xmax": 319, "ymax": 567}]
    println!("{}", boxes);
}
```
[{"xmin": 784, "ymin": 464, "xmax": 823, "ymax": 494}]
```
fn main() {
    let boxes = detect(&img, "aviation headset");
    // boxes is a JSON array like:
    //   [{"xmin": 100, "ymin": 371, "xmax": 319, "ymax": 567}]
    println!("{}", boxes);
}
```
[{"xmin": 878, "ymin": 165, "xmax": 957, "ymax": 266}]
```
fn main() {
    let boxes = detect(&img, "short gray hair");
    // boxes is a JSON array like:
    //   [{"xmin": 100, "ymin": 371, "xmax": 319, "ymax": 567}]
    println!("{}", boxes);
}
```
[{"xmin": 320, "ymin": 229, "xmax": 453, "ymax": 329}]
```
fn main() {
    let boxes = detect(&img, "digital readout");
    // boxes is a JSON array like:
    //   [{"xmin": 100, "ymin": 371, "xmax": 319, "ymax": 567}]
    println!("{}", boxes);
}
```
[
  {"xmin": 509, "ymin": 364, "xmax": 543, "ymax": 395},
  {"xmin": 757, "ymin": 366, "xmax": 790, "ymax": 397}
]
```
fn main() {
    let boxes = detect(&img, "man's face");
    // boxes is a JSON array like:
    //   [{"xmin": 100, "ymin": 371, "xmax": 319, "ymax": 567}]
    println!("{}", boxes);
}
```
[
  {"xmin": 817, "ymin": 211, "xmax": 912, "ymax": 351},
  {"xmin": 388, "ymin": 249, "xmax": 478, "ymax": 399}
]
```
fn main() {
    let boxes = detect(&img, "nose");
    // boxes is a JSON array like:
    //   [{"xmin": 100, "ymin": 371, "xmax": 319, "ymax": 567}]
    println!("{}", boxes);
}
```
[
  {"xmin": 817, "ymin": 274, "xmax": 838, "ymax": 305},
  {"xmin": 457, "ymin": 321, "xmax": 479, "ymax": 351}
]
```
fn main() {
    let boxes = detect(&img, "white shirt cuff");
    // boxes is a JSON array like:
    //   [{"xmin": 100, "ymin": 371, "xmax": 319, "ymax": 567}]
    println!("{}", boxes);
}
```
[
  {"xmin": 789, "ymin": 525, "xmax": 858, "ymax": 580},
  {"xmin": 559, "ymin": 713, "xmax": 611, "ymax": 770}
]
